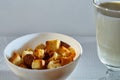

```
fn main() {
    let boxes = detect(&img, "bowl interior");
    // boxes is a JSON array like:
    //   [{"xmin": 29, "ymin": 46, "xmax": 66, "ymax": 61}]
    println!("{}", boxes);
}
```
[{"xmin": 4, "ymin": 32, "xmax": 82, "ymax": 63}]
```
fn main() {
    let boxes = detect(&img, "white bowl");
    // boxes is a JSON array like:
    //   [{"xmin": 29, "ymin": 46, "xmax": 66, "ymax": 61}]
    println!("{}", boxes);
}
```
[{"xmin": 4, "ymin": 32, "xmax": 82, "ymax": 80}]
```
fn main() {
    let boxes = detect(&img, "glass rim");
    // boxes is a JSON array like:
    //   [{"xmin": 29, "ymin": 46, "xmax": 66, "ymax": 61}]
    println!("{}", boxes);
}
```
[{"xmin": 93, "ymin": 0, "xmax": 120, "ymax": 13}]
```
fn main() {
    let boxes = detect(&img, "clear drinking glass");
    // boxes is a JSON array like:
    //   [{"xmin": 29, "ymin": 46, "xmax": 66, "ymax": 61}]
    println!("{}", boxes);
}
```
[{"xmin": 93, "ymin": 0, "xmax": 120, "ymax": 80}]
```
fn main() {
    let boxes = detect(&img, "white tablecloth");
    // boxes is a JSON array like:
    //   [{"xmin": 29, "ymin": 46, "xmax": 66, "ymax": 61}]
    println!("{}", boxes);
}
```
[{"xmin": 0, "ymin": 35, "xmax": 107, "ymax": 80}]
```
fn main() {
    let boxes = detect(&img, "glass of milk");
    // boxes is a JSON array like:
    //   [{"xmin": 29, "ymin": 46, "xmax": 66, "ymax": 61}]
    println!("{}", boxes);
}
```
[{"xmin": 93, "ymin": 0, "xmax": 120, "ymax": 80}]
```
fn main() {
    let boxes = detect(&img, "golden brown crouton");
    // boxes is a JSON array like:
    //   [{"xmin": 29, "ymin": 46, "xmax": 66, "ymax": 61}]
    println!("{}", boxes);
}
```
[
  {"xmin": 47, "ymin": 60, "xmax": 61, "ymax": 69},
  {"xmin": 60, "ymin": 56, "xmax": 73, "ymax": 66},
  {"xmin": 32, "ymin": 59, "xmax": 45, "ymax": 69},
  {"xmin": 34, "ymin": 49, "xmax": 44, "ymax": 59},
  {"xmin": 49, "ymin": 52, "xmax": 60, "ymax": 61},
  {"xmin": 22, "ymin": 48, "xmax": 33, "ymax": 58},
  {"xmin": 9, "ymin": 52, "xmax": 22, "ymax": 65},
  {"xmin": 57, "ymin": 46, "xmax": 70, "ymax": 57},
  {"xmin": 68, "ymin": 47, "xmax": 76, "ymax": 59},
  {"xmin": 60, "ymin": 47, "xmax": 76, "ymax": 66},
  {"xmin": 45, "ymin": 40, "xmax": 60, "ymax": 52},
  {"xmin": 35, "ymin": 43, "xmax": 46, "ymax": 50}
]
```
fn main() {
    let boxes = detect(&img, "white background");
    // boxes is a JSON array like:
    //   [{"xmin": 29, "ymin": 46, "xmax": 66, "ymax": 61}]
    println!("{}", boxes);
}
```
[{"xmin": 0, "ymin": 0, "xmax": 95, "ymax": 36}]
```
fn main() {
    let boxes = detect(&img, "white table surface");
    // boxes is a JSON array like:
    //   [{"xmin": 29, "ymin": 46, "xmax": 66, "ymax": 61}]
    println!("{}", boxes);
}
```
[{"xmin": 0, "ymin": 35, "xmax": 107, "ymax": 80}]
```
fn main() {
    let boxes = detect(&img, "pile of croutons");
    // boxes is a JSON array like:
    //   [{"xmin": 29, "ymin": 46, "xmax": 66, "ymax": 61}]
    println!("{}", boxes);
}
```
[{"xmin": 9, "ymin": 39, "xmax": 76, "ymax": 70}]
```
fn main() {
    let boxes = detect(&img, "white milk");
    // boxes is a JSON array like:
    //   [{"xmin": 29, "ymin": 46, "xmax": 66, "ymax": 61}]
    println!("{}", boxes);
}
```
[{"xmin": 96, "ymin": 2, "xmax": 120, "ymax": 67}]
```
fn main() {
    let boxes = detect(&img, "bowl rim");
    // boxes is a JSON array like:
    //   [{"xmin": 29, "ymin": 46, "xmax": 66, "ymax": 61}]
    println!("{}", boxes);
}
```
[{"xmin": 4, "ymin": 32, "xmax": 83, "ymax": 72}]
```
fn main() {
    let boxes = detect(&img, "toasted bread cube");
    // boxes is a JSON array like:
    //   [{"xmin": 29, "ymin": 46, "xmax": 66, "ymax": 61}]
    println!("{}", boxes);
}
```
[
  {"xmin": 47, "ymin": 60, "xmax": 61, "ymax": 69},
  {"xmin": 45, "ymin": 40, "xmax": 60, "ymax": 52},
  {"xmin": 57, "ymin": 46, "xmax": 70, "ymax": 57},
  {"xmin": 60, "ymin": 47, "xmax": 76, "ymax": 66},
  {"xmin": 49, "ymin": 52, "xmax": 60, "ymax": 61},
  {"xmin": 60, "ymin": 56, "xmax": 73, "ymax": 66},
  {"xmin": 9, "ymin": 52, "xmax": 22, "ymax": 65},
  {"xmin": 22, "ymin": 48, "xmax": 33, "ymax": 58},
  {"xmin": 35, "ymin": 43, "xmax": 46, "ymax": 49},
  {"xmin": 34, "ymin": 49, "xmax": 44, "ymax": 59},
  {"xmin": 68, "ymin": 47, "xmax": 76, "ymax": 59},
  {"xmin": 32, "ymin": 59, "xmax": 45, "ymax": 69}
]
